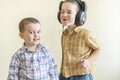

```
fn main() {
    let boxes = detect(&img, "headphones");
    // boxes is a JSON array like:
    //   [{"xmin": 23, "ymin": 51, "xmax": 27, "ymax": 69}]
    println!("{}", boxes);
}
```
[{"xmin": 57, "ymin": 0, "xmax": 87, "ymax": 26}]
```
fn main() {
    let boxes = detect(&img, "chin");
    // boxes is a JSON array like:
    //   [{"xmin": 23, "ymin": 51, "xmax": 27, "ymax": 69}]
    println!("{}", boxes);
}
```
[
  {"xmin": 33, "ymin": 42, "xmax": 39, "ymax": 46},
  {"xmin": 62, "ymin": 23, "xmax": 68, "ymax": 26}
]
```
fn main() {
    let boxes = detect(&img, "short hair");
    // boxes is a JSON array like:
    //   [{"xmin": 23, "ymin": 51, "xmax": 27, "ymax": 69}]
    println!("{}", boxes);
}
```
[
  {"xmin": 63, "ymin": 0, "xmax": 81, "ymax": 11},
  {"xmin": 19, "ymin": 17, "xmax": 40, "ymax": 33}
]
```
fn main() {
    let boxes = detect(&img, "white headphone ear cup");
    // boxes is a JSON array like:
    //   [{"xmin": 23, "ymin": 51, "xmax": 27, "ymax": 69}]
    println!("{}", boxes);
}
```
[
  {"xmin": 80, "ymin": 12, "xmax": 86, "ymax": 24},
  {"xmin": 75, "ymin": 11, "xmax": 86, "ymax": 26},
  {"xmin": 75, "ymin": 1, "xmax": 87, "ymax": 26}
]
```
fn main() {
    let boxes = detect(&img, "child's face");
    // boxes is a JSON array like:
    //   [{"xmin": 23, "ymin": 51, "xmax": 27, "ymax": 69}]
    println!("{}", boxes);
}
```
[
  {"xmin": 60, "ymin": 2, "xmax": 78, "ymax": 27},
  {"xmin": 19, "ymin": 23, "xmax": 41, "ymax": 47}
]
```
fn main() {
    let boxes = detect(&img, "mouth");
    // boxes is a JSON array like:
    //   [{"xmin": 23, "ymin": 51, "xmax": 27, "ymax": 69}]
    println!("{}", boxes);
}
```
[
  {"xmin": 33, "ymin": 39, "xmax": 39, "ymax": 41},
  {"xmin": 62, "ymin": 19, "xmax": 67, "ymax": 22}
]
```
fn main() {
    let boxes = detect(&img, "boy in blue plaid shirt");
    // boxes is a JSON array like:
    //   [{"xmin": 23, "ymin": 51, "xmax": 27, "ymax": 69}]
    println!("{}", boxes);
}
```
[{"xmin": 7, "ymin": 17, "xmax": 59, "ymax": 80}]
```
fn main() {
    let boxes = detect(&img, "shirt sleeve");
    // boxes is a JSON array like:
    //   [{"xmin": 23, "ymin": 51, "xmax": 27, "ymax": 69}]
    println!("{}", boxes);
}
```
[
  {"xmin": 86, "ymin": 30, "xmax": 99, "ymax": 49},
  {"xmin": 7, "ymin": 54, "xmax": 20, "ymax": 80},
  {"xmin": 48, "ymin": 52, "xmax": 59, "ymax": 80}
]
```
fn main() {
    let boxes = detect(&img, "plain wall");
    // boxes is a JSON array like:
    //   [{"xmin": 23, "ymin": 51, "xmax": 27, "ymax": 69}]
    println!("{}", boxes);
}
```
[{"xmin": 0, "ymin": 0, "xmax": 120, "ymax": 80}]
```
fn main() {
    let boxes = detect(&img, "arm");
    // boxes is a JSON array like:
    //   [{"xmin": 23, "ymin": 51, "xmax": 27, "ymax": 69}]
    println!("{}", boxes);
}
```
[
  {"xmin": 81, "ymin": 47, "xmax": 100, "ymax": 69},
  {"xmin": 81, "ymin": 30, "xmax": 101, "ymax": 69},
  {"xmin": 87, "ymin": 47, "xmax": 100, "ymax": 63},
  {"xmin": 48, "ymin": 53, "xmax": 59, "ymax": 80},
  {"xmin": 7, "ymin": 54, "xmax": 20, "ymax": 80}
]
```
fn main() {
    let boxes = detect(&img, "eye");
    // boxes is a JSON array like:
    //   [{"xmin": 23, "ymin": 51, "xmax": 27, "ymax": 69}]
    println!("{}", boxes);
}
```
[
  {"xmin": 67, "ymin": 11, "xmax": 71, "ymax": 14},
  {"xmin": 29, "ymin": 31, "xmax": 33, "ymax": 34},
  {"xmin": 37, "ymin": 30, "xmax": 41, "ymax": 34},
  {"xmin": 37, "ymin": 31, "xmax": 40, "ymax": 34},
  {"xmin": 61, "ymin": 11, "xmax": 65, "ymax": 14}
]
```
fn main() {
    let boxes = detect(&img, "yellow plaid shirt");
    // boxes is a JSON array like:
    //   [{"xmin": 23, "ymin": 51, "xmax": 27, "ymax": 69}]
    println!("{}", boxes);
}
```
[{"xmin": 60, "ymin": 26, "xmax": 99, "ymax": 78}]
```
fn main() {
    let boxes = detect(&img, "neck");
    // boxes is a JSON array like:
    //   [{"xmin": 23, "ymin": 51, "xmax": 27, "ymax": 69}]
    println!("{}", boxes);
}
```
[
  {"xmin": 67, "ymin": 25, "xmax": 76, "ymax": 34},
  {"xmin": 25, "ymin": 43, "xmax": 39, "ymax": 52}
]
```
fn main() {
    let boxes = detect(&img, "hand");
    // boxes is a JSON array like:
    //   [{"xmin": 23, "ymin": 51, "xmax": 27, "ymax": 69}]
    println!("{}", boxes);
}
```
[{"xmin": 80, "ymin": 59, "xmax": 89, "ymax": 69}]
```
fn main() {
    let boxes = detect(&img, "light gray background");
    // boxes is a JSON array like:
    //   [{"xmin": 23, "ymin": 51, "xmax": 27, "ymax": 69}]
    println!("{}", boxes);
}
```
[{"xmin": 0, "ymin": 0, "xmax": 120, "ymax": 80}]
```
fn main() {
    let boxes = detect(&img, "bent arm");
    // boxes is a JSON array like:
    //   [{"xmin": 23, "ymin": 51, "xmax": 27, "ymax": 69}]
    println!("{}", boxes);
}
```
[{"xmin": 87, "ymin": 47, "xmax": 101, "ymax": 63}]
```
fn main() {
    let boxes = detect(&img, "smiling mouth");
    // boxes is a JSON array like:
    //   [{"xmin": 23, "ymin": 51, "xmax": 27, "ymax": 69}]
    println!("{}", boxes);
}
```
[{"xmin": 33, "ymin": 39, "xmax": 39, "ymax": 41}]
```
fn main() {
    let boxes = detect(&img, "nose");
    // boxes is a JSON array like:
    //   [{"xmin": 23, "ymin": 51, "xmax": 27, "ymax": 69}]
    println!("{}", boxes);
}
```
[{"xmin": 34, "ymin": 32, "xmax": 38, "ymax": 37}]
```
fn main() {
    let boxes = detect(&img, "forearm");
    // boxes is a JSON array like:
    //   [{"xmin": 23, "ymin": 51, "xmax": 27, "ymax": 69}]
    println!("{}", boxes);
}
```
[
  {"xmin": 87, "ymin": 47, "xmax": 101, "ymax": 63},
  {"xmin": 80, "ymin": 47, "xmax": 100, "ymax": 69}
]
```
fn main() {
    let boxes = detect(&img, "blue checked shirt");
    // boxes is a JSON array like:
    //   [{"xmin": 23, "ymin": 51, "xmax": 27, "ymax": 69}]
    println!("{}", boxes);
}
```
[{"xmin": 7, "ymin": 44, "xmax": 59, "ymax": 80}]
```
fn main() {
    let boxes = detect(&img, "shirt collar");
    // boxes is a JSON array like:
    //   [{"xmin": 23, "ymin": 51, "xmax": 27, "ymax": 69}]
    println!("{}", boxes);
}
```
[
  {"xmin": 21, "ymin": 43, "xmax": 41, "ymax": 53},
  {"xmin": 63, "ymin": 26, "xmax": 83, "ymax": 34}
]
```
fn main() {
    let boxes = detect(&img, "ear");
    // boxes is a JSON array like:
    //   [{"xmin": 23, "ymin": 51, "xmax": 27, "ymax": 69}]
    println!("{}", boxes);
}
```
[{"xmin": 19, "ymin": 32, "xmax": 24, "ymax": 39}]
